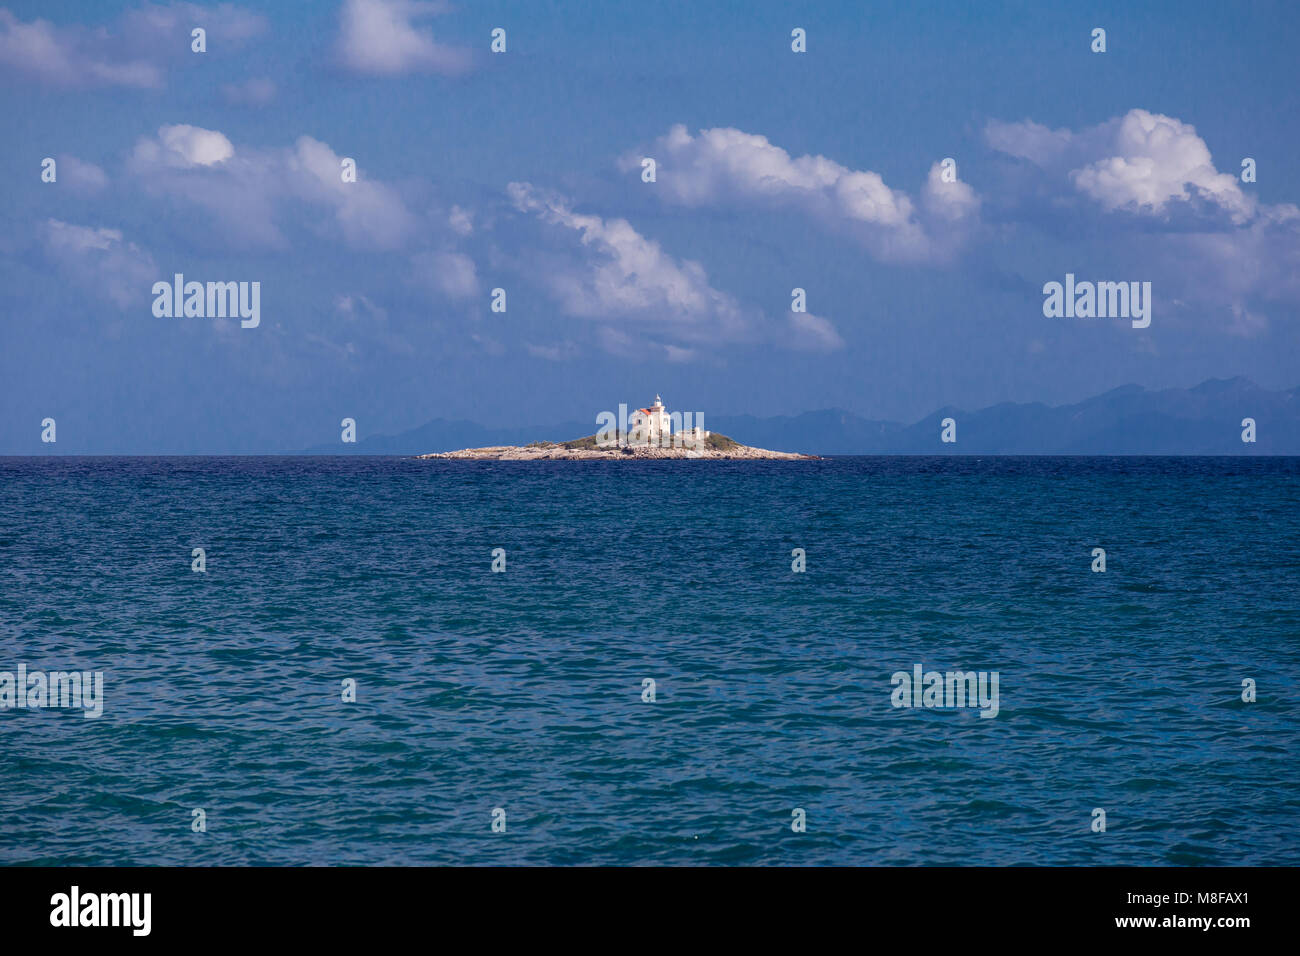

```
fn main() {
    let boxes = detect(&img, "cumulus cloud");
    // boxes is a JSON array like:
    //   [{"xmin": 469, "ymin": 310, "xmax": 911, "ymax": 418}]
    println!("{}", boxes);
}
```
[
  {"xmin": 0, "ymin": 4, "xmax": 266, "ymax": 89},
  {"xmin": 621, "ymin": 125, "xmax": 977, "ymax": 262},
  {"xmin": 38, "ymin": 219, "xmax": 156, "ymax": 308},
  {"xmin": 336, "ymin": 0, "xmax": 471, "ymax": 76},
  {"xmin": 986, "ymin": 108, "xmax": 1254, "ymax": 224},
  {"xmin": 508, "ymin": 181, "xmax": 749, "ymax": 340},
  {"xmin": 922, "ymin": 160, "xmax": 980, "ymax": 223},
  {"xmin": 127, "ymin": 124, "xmax": 419, "ymax": 249},
  {"xmin": 507, "ymin": 181, "xmax": 843, "ymax": 355},
  {"xmin": 1073, "ymin": 111, "xmax": 1253, "ymax": 223},
  {"xmin": 133, "ymin": 124, "xmax": 235, "ymax": 167},
  {"xmin": 985, "ymin": 107, "xmax": 1296, "ymax": 334}
]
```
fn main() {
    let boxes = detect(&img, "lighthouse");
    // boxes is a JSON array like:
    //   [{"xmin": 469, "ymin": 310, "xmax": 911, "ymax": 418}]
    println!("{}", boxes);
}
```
[{"xmin": 627, "ymin": 395, "xmax": 672, "ymax": 445}]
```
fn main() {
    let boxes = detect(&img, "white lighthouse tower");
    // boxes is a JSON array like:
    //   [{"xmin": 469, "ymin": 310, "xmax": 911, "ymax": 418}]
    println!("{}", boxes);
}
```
[{"xmin": 627, "ymin": 395, "xmax": 672, "ymax": 445}]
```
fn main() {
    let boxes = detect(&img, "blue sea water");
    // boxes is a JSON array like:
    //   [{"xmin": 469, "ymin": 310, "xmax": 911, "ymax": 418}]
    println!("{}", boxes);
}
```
[{"xmin": 1, "ymin": 456, "xmax": 1297, "ymax": 866}]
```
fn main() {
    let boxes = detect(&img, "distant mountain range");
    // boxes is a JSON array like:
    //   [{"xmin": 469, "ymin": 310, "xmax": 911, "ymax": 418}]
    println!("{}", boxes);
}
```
[{"xmin": 302, "ymin": 378, "xmax": 1300, "ymax": 455}]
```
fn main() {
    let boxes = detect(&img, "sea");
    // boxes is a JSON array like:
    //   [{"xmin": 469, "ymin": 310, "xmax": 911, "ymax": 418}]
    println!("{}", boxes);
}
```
[{"xmin": 1, "ymin": 456, "xmax": 1297, "ymax": 866}]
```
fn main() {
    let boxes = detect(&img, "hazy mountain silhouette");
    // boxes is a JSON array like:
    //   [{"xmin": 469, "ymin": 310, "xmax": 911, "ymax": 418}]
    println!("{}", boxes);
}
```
[{"xmin": 302, "ymin": 378, "xmax": 1299, "ymax": 455}]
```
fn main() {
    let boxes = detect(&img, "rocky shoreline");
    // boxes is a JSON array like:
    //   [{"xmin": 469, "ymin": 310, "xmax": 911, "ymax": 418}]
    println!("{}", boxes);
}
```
[{"xmin": 416, "ymin": 441, "xmax": 817, "ymax": 461}]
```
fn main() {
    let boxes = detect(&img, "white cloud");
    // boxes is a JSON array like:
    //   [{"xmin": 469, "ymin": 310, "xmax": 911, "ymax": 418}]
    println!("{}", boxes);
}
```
[
  {"xmin": 0, "ymin": 4, "xmax": 266, "ymax": 89},
  {"xmin": 985, "ymin": 107, "xmax": 1296, "ymax": 333},
  {"xmin": 507, "ymin": 181, "xmax": 843, "ymax": 355},
  {"xmin": 986, "ymin": 108, "xmax": 1254, "ymax": 224},
  {"xmin": 0, "ymin": 9, "xmax": 161, "ymax": 88},
  {"xmin": 127, "ymin": 125, "xmax": 419, "ymax": 249},
  {"xmin": 786, "ymin": 311, "xmax": 844, "ymax": 351},
  {"xmin": 1072, "ymin": 111, "xmax": 1253, "ymax": 223},
  {"xmin": 337, "ymin": 0, "xmax": 471, "ymax": 76},
  {"xmin": 983, "ymin": 118, "xmax": 1074, "ymax": 167},
  {"xmin": 622, "ymin": 125, "xmax": 975, "ymax": 262},
  {"xmin": 508, "ymin": 181, "xmax": 749, "ymax": 340},
  {"xmin": 284, "ymin": 135, "xmax": 419, "ymax": 248},
  {"xmin": 133, "ymin": 124, "xmax": 235, "ymax": 167},
  {"xmin": 38, "ymin": 219, "xmax": 156, "ymax": 308},
  {"xmin": 922, "ymin": 160, "xmax": 980, "ymax": 223}
]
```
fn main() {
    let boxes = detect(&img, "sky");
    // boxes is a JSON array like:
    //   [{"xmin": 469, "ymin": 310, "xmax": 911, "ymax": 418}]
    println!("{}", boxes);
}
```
[{"xmin": 1, "ymin": 0, "xmax": 1297, "ymax": 453}]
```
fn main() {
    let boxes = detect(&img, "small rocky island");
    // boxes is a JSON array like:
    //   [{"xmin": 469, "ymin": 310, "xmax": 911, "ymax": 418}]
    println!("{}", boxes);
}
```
[
  {"xmin": 418, "ymin": 395, "xmax": 818, "ymax": 460},
  {"xmin": 418, "ymin": 434, "xmax": 814, "ymax": 460}
]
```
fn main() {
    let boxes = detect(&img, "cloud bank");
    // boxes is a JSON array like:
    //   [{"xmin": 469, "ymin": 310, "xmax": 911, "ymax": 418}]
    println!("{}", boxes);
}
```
[
  {"xmin": 987, "ymin": 108, "xmax": 1254, "ymax": 224},
  {"xmin": 508, "ymin": 182, "xmax": 843, "ymax": 356},
  {"xmin": 0, "ymin": 4, "xmax": 267, "ymax": 89},
  {"xmin": 127, "ymin": 124, "xmax": 421, "ymax": 250},
  {"xmin": 622, "ymin": 125, "xmax": 979, "ymax": 263},
  {"xmin": 986, "ymin": 108, "xmax": 1299, "ymax": 333},
  {"xmin": 336, "ymin": 0, "xmax": 471, "ymax": 76}
]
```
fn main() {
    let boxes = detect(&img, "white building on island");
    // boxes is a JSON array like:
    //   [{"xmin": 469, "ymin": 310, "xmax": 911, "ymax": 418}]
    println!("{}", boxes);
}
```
[
  {"xmin": 627, "ymin": 395, "xmax": 671, "ymax": 444},
  {"xmin": 624, "ymin": 395, "xmax": 710, "ymax": 447}
]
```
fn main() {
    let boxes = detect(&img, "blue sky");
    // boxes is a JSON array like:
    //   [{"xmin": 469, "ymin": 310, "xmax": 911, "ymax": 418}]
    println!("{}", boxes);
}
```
[{"xmin": 2, "ymin": 0, "xmax": 1297, "ymax": 452}]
